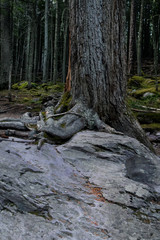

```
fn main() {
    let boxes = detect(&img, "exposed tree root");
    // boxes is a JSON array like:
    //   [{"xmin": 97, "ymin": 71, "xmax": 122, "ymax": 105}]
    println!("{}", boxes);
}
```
[
  {"xmin": 37, "ymin": 102, "xmax": 123, "ymax": 142},
  {"xmin": 0, "ymin": 102, "xmax": 153, "ymax": 151},
  {"xmin": 5, "ymin": 129, "xmax": 36, "ymax": 139},
  {"xmin": 0, "ymin": 121, "xmax": 27, "ymax": 130}
]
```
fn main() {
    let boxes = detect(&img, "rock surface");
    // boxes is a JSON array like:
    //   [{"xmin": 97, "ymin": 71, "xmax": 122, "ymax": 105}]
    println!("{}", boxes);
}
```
[{"xmin": 0, "ymin": 131, "xmax": 160, "ymax": 240}]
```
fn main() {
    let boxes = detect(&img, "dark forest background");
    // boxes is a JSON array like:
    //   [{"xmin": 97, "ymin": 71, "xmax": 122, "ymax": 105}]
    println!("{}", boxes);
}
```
[{"xmin": 0, "ymin": 0, "xmax": 160, "ymax": 90}]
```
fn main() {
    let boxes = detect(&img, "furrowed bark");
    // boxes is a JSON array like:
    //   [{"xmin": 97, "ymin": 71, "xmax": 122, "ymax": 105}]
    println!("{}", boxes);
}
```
[{"xmin": 69, "ymin": 0, "xmax": 153, "ymax": 150}]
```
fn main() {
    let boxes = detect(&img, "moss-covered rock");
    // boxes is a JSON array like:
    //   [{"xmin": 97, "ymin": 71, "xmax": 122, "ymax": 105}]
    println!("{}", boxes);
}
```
[
  {"xmin": 128, "ymin": 75, "xmax": 160, "ymax": 99},
  {"xmin": 131, "ymin": 87, "xmax": 158, "ymax": 99},
  {"xmin": 41, "ymin": 82, "xmax": 64, "ymax": 93},
  {"xmin": 12, "ymin": 81, "xmax": 38, "ymax": 90},
  {"xmin": 23, "ymin": 97, "xmax": 30, "ymax": 102},
  {"xmin": 128, "ymin": 76, "xmax": 145, "ymax": 89}
]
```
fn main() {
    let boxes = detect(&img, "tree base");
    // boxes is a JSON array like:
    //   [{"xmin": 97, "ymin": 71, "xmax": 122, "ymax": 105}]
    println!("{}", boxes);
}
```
[{"xmin": 0, "ymin": 101, "xmax": 154, "ymax": 152}]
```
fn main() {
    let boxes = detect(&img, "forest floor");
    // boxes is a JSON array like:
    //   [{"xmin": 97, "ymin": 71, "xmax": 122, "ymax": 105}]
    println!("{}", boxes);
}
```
[
  {"xmin": 0, "ymin": 77, "xmax": 160, "ymax": 154},
  {"xmin": 0, "ymin": 95, "xmax": 33, "ymax": 119}
]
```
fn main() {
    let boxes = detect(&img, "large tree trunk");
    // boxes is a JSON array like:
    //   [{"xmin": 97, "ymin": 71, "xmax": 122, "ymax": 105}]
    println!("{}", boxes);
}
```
[{"xmin": 69, "ymin": 0, "xmax": 152, "ymax": 149}]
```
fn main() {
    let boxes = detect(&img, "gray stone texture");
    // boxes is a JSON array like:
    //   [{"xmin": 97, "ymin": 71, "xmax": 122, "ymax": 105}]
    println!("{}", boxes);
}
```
[{"xmin": 0, "ymin": 131, "xmax": 159, "ymax": 239}]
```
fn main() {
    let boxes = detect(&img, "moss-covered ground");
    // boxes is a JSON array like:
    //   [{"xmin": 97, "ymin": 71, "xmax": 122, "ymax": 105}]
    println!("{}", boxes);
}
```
[
  {"xmin": 0, "ymin": 81, "xmax": 64, "ymax": 114},
  {"xmin": 127, "ymin": 75, "xmax": 160, "ymax": 131},
  {"xmin": 0, "ymin": 77, "xmax": 160, "ymax": 131}
]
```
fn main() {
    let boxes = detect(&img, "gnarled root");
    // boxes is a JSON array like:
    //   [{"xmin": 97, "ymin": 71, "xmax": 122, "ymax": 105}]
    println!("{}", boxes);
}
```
[
  {"xmin": 37, "ymin": 102, "xmax": 120, "ymax": 141},
  {"xmin": 0, "ymin": 103, "xmax": 123, "ymax": 149}
]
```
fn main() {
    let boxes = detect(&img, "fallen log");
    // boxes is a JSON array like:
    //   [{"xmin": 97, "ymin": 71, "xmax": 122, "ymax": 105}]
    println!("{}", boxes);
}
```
[
  {"xmin": 0, "ymin": 122, "xmax": 27, "ymax": 130},
  {"xmin": 5, "ymin": 129, "xmax": 37, "ymax": 139},
  {"xmin": 132, "ymin": 108, "xmax": 160, "ymax": 113},
  {"xmin": 0, "ymin": 117, "xmax": 38, "ymax": 125},
  {"xmin": 0, "ymin": 137, "xmax": 35, "ymax": 143}
]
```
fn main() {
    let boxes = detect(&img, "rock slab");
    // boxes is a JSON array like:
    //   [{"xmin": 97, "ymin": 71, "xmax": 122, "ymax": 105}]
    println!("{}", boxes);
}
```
[{"xmin": 0, "ymin": 131, "xmax": 159, "ymax": 240}]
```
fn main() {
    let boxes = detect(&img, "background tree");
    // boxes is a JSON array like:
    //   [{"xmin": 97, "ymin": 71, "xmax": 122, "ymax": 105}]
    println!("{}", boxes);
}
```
[
  {"xmin": 152, "ymin": 0, "xmax": 160, "ymax": 91},
  {"xmin": 43, "ymin": 0, "xmax": 49, "ymax": 83},
  {"xmin": 0, "ymin": 0, "xmax": 12, "ymax": 89},
  {"xmin": 53, "ymin": 0, "xmax": 59, "ymax": 83},
  {"xmin": 128, "ymin": 0, "xmax": 136, "ymax": 75},
  {"xmin": 137, "ymin": 0, "xmax": 144, "ymax": 76},
  {"xmin": 0, "ymin": 0, "xmax": 159, "ymax": 93}
]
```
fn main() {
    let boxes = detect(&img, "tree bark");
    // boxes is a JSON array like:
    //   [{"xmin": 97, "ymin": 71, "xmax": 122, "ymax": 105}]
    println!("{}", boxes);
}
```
[
  {"xmin": 53, "ymin": 0, "xmax": 59, "ymax": 84},
  {"xmin": 0, "ymin": 0, "xmax": 12, "ymax": 88},
  {"xmin": 137, "ymin": 0, "xmax": 144, "ymax": 76},
  {"xmin": 62, "ymin": 6, "xmax": 69, "ymax": 84},
  {"xmin": 43, "ymin": 0, "xmax": 49, "ymax": 83},
  {"xmin": 69, "ymin": 0, "xmax": 152, "ymax": 149},
  {"xmin": 25, "ymin": 17, "xmax": 31, "ymax": 82},
  {"xmin": 65, "ymin": 32, "xmax": 71, "ymax": 92},
  {"xmin": 128, "ymin": 0, "xmax": 136, "ymax": 75},
  {"xmin": 152, "ymin": 1, "xmax": 160, "ymax": 92}
]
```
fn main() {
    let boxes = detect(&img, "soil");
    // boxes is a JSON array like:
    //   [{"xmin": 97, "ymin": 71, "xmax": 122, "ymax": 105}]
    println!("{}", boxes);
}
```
[{"xmin": 0, "ymin": 93, "xmax": 39, "ymax": 119}]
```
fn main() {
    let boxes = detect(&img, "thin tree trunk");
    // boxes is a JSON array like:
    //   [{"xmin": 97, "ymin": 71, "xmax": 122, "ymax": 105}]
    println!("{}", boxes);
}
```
[
  {"xmin": 27, "ymin": 0, "xmax": 37, "ymax": 87},
  {"xmin": 65, "ymin": 32, "xmax": 71, "ymax": 92},
  {"xmin": 14, "ymin": 20, "xmax": 20, "ymax": 82},
  {"xmin": 62, "ymin": 8, "xmax": 69, "ymax": 83},
  {"xmin": 27, "ymin": 25, "xmax": 34, "ymax": 88},
  {"xmin": 153, "ymin": 15, "xmax": 160, "ymax": 92},
  {"xmin": 37, "ymin": 24, "xmax": 42, "ymax": 74},
  {"xmin": 53, "ymin": 0, "xmax": 59, "ymax": 84},
  {"xmin": 43, "ymin": 0, "xmax": 49, "ymax": 83},
  {"xmin": 33, "ymin": 26, "xmax": 38, "ymax": 82},
  {"xmin": 128, "ymin": 0, "xmax": 136, "ymax": 75},
  {"xmin": 19, "ymin": 40, "xmax": 25, "ymax": 82},
  {"xmin": 50, "ymin": 9, "xmax": 54, "ymax": 81},
  {"xmin": 137, "ymin": 0, "xmax": 144, "ymax": 76},
  {"xmin": 25, "ymin": 19, "xmax": 31, "ymax": 82}
]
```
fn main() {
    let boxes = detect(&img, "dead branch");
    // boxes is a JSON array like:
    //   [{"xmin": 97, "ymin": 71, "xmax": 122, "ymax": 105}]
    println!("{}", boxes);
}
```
[
  {"xmin": 0, "ymin": 137, "xmax": 35, "ymax": 143},
  {"xmin": 0, "ymin": 122, "xmax": 27, "ymax": 130}
]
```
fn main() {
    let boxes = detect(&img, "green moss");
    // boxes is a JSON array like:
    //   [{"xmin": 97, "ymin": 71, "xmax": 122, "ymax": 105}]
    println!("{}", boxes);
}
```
[
  {"xmin": 41, "ymin": 82, "xmax": 64, "ymax": 93},
  {"xmin": 128, "ymin": 75, "xmax": 160, "ymax": 98},
  {"xmin": 41, "ymin": 111, "xmax": 46, "ymax": 117},
  {"xmin": 52, "ymin": 83, "xmax": 64, "ymax": 92},
  {"xmin": 141, "ymin": 123, "xmax": 160, "ymax": 131},
  {"xmin": 23, "ymin": 97, "xmax": 30, "ymax": 102},
  {"xmin": 43, "ymin": 132, "xmax": 54, "ymax": 141},
  {"xmin": 55, "ymin": 91, "xmax": 72, "ymax": 112},
  {"xmin": 127, "ymin": 95, "xmax": 160, "ymax": 109},
  {"xmin": 12, "ymin": 81, "xmax": 38, "ymax": 90},
  {"xmin": 60, "ymin": 123, "xmax": 66, "ymax": 128},
  {"xmin": 43, "ymin": 132, "xmax": 66, "ymax": 144},
  {"xmin": 131, "ymin": 87, "xmax": 157, "ymax": 98},
  {"xmin": 128, "ymin": 76, "xmax": 145, "ymax": 89}
]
